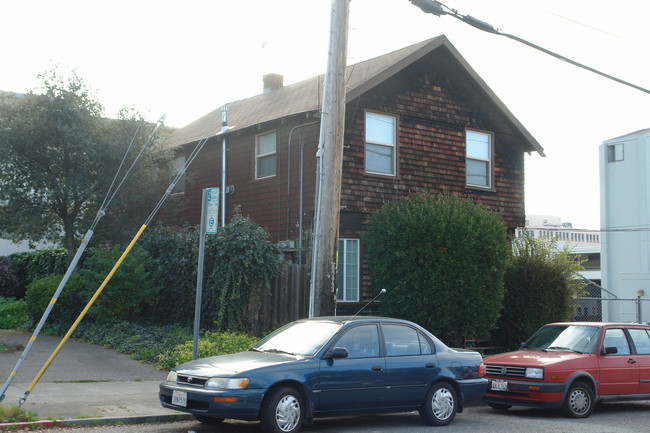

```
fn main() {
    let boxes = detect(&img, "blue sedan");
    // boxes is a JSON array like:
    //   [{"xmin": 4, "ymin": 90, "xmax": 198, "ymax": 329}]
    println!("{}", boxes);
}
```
[{"xmin": 159, "ymin": 316, "xmax": 487, "ymax": 432}]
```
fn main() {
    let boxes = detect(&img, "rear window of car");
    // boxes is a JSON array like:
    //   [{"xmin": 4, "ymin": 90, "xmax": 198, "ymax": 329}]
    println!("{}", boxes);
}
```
[{"xmin": 628, "ymin": 328, "xmax": 650, "ymax": 355}]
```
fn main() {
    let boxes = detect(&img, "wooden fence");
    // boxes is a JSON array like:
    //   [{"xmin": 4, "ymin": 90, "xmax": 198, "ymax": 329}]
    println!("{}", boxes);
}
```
[{"xmin": 250, "ymin": 264, "xmax": 310, "ymax": 333}]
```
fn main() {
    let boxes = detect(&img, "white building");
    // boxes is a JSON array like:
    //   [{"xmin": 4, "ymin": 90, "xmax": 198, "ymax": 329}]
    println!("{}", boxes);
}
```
[
  {"xmin": 600, "ymin": 128, "xmax": 650, "ymax": 322},
  {"xmin": 519, "ymin": 214, "xmax": 601, "ymax": 283}
]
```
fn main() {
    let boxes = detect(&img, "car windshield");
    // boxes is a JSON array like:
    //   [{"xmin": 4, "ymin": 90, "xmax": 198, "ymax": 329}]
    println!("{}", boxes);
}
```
[
  {"xmin": 521, "ymin": 325, "xmax": 600, "ymax": 354},
  {"xmin": 252, "ymin": 321, "xmax": 342, "ymax": 356}
]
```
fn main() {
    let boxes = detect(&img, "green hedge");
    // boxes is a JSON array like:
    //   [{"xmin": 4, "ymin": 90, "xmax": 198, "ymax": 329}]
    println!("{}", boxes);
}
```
[
  {"xmin": 365, "ymin": 193, "xmax": 509, "ymax": 346},
  {"xmin": 0, "ymin": 296, "xmax": 29, "ymax": 329}
]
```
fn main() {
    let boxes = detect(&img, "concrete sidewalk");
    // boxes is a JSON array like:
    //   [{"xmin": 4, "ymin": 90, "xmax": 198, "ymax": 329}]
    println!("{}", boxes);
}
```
[{"xmin": 0, "ymin": 329, "xmax": 182, "ymax": 422}]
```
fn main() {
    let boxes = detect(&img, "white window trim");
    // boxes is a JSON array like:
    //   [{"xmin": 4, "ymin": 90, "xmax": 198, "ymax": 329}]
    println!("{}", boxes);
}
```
[
  {"xmin": 255, "ymin": 130, "xmax": 277, "ymax": 180},
  {"xmin": 465, "ymin": 129, "xmax": 493, "ymax": 189},
  {"xmin": 365, "ymin": 111, "xmax": 397, "ymax": 176}
]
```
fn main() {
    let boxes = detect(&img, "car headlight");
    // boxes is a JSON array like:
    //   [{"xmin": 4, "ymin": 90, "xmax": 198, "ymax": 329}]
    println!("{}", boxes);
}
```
[
  {"xmin": 166, "ymin": 371, "xmax": 178, "ymax": 382},
  {"xmin": 205, "ymin": 377, "xmax": 250, "ymax": 389},
  {"xmin": 525, "ymin": 367, "xmax": 544, "ymax": 379}
]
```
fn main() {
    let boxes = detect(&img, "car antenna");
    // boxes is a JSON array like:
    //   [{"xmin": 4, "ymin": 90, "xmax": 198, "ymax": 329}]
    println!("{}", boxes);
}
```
[{"xmin": 351, "ymin": 289, "xmax": 386, "ymax": 318}]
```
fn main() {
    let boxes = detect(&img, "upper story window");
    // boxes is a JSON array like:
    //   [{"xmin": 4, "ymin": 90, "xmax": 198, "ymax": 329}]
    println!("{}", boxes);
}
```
[
  {"xmin": 607, "ymin": 143, "xmax": 624, "ymax": 162},
  {"xmin": 466, "ymin": 129, "xmax": 492, "ymax": 188},
  {"xmin": 255, "ymin": 131, "xmax": 277, "ymax": 179},
  {"xmin": 171, "ymin": 155, "xmax": 186, "ymax": 194},
  {"xmin": 365, "ymin": 111, "xmax": 396, "ymax": 176}
]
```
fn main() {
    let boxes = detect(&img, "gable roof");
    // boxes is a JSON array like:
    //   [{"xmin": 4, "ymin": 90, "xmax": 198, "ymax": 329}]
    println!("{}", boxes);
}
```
[{"xmin": 169, "ymin": 35, "xmax": 544, "ymax": 156}]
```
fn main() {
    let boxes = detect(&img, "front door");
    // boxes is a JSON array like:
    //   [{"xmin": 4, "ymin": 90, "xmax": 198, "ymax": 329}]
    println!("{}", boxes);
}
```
[
  {"xmin": 317, "ymin": 324, "xmax": 386, "ymax": 411},
  {"xmin": 598, "ymin": 328, "xmax": 639, "ymax": 395}
]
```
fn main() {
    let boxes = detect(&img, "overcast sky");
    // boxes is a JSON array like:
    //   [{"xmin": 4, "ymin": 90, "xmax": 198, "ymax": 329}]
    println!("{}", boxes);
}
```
[{"xmin": 3, "ymin": 0, "xmax": 649, "ymax": 230}]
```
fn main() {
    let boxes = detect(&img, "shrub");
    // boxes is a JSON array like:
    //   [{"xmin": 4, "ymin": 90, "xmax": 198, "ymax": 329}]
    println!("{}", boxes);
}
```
[
  {"xmin": 203, "ymin": 211, "xmax": 282, "ymax": 332},
  {"xmin": 139, "ymin": 212, "xmax": 282, "ymax": 333},
  {"xmin": 0, "ymin": 256, "xmax": 20, "ymax": 298},
  {"xmin": 78, "ymin": 244, "xmax": 153, "ymax": 321},
  {"xmin": 73, "ymin": 320, "xmax": 189, "ymax": 364},
  {"xmin": 364, "ymin": 193, "xmax": 510, "ymax": 346},
  {"xmin": 0, "ymin": 296, "xmax": 29, "ymax": 329},
  {"xmin": 157, "ymin": 331, "xmax": 258, "ymax": 369},
  {"xmin": 138, "ymin": 226, "xmax": 198, "ymax": 326},
  {"xmin": 496, "ymin": 233, "xmax": 586, "ymax": 349},
  {"xmin": 9, "ymin": 248, "xmax": 70, "ymax": 298},
  {"xmin": 24, "ymin": 274, "xmax": 87, "ymax": 332}
]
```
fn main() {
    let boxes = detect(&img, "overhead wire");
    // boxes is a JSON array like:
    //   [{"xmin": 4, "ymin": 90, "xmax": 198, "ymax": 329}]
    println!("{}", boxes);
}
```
[{"xmin": 412, "ymin": 0, "xmax": 650, "ymax": 95}]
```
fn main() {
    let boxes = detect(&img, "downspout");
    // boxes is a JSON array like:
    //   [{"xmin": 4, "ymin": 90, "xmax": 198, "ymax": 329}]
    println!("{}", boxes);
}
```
[
  {"xmin": 286, "ymin": 120, "xmax": 319, "ymax": 264},
  {"xmin": 221, "ymin": 105, "xmax": 228, "ymax": 227}
]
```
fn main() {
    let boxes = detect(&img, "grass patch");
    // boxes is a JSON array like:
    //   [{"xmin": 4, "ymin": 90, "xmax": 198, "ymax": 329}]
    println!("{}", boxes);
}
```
[
  {"xmin": 0, "ymin": 405, "xmax": 39, "ymax": 423},
  {"xmin": 52, "ymin": 378, "xmax": 145, "ymax": 383},
  {"xmin": 0, "ymin": 342, "xmax": 24, "ymax": 352}
]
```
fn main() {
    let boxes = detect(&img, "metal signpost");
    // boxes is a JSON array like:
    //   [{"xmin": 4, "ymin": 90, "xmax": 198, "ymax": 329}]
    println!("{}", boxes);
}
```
[{"xmin": 193, "ymin": 187, "xmax": 219, "ymax": 360}]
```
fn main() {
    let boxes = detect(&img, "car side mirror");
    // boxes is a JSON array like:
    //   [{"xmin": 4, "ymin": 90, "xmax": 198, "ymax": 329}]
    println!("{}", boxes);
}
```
[
  {"xmin": 604, "ymin": 346, "xmax": 618, "ymax": 355},
  {"xmin": 325, "ymin": 347, "xmax": 348, "ymax": 360}
]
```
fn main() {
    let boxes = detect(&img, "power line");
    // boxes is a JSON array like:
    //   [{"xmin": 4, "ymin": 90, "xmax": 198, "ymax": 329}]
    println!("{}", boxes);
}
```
[
  {"xmin": 409, "ymin": 0, "xmax": 650, "ymax": 95},
  {"xmin": 511, "ymin": 0, "xmax": 650, "ymax": 50}
]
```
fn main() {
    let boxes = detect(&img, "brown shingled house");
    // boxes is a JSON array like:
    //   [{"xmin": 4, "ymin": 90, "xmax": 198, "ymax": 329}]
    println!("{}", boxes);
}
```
[{"xmin": 159, "ymin": 36, "xmax": 544, "ymax": 318}]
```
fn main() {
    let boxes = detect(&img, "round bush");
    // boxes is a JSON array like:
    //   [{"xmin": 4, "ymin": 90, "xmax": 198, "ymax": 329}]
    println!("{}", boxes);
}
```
[
  {"xmin": 365, "ymin": 193, "xmax": 509, "ymax": 345},
  {"xmin": 24, "ymin": 274, "xmax": 87, "ymax": 331}
]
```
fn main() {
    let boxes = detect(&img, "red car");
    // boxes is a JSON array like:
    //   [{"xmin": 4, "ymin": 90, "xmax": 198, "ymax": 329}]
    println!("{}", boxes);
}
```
[{"xmin": 483, "ymin": 322, "xmax": 650, "ymax": 418}]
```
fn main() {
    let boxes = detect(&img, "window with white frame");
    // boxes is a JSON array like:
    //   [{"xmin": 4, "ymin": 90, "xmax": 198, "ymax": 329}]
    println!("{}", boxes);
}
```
[
  {"xmin": 466, "ymin": 130, "xmax": 492, "ymax": 188},
  {"xmin": 336, "ymin": 238, "xmax": 360, "ymax": 302},
  {"xmin": 171, "ymin": 154, "xmax": 186, "ymax": 194},
  {"xmin": 255, "ymin": 131, "xmax": 277, "ymax": 179},
  {"xmin": 607, "ymin": 143, "xmax": 624, "ymax": 162},
  {"xmin": 365, "ymin": 112, "xmax": 396, "ymax": 176}
]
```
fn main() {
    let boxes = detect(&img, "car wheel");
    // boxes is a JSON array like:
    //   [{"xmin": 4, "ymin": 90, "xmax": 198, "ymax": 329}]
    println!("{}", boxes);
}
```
[
  {"xmin": 261, "ymin": 386, "xmax": 304, "ymax": 433},
  {"xmin": 561, "ymin": 382, "xmax": 595, "ymax": 418},
  {"xmin": 193, "ymin": 414, "xmax": 224, "ymax": 423},
  {"xmin": 487, "ymin": 402, "xmax": 512, "ymax": 411},
  {"xmin": 419, "ymin": 382, "xmax": 458, "ymax": 426}
]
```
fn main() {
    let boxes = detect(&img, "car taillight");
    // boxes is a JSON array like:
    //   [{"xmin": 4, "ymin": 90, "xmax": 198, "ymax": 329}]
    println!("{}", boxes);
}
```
[{"xmin": 478, "ymin": 362, "xmax": 485, "ymax": 376}]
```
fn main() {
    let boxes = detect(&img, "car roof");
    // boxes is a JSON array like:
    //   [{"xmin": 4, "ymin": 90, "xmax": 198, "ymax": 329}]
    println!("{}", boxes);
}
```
[
  {"xmin": 545, "ymin": 322, "xmax": 650, "ymax": 328},
  {"xmin": 296, "ymin": 316, "xmax": 416, "ymax": 326}
]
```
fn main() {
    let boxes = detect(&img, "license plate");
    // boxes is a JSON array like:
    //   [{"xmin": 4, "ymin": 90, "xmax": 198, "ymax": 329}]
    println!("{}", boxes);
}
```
[
  {"xmin": 491, "ymin": 379, "xmax": 508, "ymax": 392},
  {"xmin": 172, "ymin": 390, "xmax": 187, "ymax": 407}
]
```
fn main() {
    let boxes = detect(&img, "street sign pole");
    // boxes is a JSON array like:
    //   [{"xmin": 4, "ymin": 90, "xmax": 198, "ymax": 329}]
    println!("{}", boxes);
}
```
[{"xmin": 193, "ymin": 187, "xmax": 219, "ymax": 360}]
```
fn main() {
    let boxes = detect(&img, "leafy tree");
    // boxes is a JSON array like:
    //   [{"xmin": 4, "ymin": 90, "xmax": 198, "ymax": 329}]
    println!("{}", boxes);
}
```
[
  {"xmin": 364, "ymin": 193, "xmax": 510, "ymax": 346},
  {"xmin": 497, "ymin": 232, "xmax": 586, "ymax": 349},
  {"xmin": 0, "ymin": 69, "xmax": 172, "ymax": 262}
]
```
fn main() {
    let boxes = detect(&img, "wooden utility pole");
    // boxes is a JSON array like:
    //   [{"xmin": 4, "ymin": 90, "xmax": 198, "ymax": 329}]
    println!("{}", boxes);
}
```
[{"xmin": 309, "ymin": 0, "xmax": 350, "ymax": 317}]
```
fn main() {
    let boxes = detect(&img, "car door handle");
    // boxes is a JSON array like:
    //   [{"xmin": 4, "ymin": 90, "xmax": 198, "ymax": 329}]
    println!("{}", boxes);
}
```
[
  {"xmin": 628, "ymin": 358, "xmax": 637, "ymax": 364},
  {"xmin": 371, "ymin": 365, "xmax": 384, "ymax": 371},
  {"xmin": 425, "ymin": 363, "xmax": 436, "ymax": 369}
]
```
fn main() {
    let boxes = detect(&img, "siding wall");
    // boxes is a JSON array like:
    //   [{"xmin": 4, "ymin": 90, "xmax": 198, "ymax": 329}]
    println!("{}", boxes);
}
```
[{"xmin": 159, "ymin": 54, "xmax": 527, "ymax": 314}]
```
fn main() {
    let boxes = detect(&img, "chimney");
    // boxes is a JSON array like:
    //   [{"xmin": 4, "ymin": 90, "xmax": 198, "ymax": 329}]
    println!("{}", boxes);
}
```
[{"xmin": 263, "ymin": 73, "xmax": 284, "ymax": 93}]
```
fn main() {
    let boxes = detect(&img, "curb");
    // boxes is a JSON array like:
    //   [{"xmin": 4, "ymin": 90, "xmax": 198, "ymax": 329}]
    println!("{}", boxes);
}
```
[{"xmin": 0, "ymin": 413, "xmax": 193, "ymax": 430}]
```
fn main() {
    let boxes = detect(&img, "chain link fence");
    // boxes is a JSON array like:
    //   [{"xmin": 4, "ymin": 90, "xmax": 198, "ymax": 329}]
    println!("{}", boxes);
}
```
[{"xmin": 573, "ymin": 296, "xmax": 650, "ymax": 324}]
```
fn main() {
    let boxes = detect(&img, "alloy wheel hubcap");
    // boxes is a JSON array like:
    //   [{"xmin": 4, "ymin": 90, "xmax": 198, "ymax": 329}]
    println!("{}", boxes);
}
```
[
  {"xmin": 431, "ymin": 388, "xmax": 454, "ymax": 420},
  {"xmin": 275, "ymin": 395, "xmax": 300, "ymax": 432}
]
